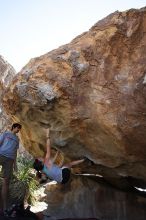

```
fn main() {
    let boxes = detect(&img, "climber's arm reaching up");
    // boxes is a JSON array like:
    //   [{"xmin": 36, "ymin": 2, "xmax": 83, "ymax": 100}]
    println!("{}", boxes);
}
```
[{"xmin": 44, "ymin": 129, "xmax": 51, "ymax": 167}]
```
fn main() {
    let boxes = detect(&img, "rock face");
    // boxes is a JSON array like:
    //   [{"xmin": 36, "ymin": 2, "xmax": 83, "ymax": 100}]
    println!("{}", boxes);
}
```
[
  {"xmin": 0, "ymin": 55, "xmax": 16, "ymax": 132},
  {"xmin": 0, "ymin": 55, "xmax": 16, "ymax": 88},
  {"xmin": 2, "ymin": 8, "xmax": 146, "ymax": 185},
  {"xmin": 45, "ymin": 175, "xmax": 146, "ymax": 220}
]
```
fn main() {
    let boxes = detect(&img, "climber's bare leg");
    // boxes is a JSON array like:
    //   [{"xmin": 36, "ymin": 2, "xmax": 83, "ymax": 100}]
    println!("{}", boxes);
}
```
[{"xmin": 63, "ymin": 158, "xmax": 85, "ymax": 168}]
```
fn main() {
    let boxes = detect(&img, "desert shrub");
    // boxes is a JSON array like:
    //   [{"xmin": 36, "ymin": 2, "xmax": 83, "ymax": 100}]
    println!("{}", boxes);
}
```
[{"xmin": 16, "ymin": 155, "xmax": 38, "ymax": 204}]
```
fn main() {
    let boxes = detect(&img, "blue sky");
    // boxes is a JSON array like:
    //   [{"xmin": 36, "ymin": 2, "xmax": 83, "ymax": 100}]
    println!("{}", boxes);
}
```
[{"xmin": 0, "ymin": 0, "xmax": 146, "ymax": 72}]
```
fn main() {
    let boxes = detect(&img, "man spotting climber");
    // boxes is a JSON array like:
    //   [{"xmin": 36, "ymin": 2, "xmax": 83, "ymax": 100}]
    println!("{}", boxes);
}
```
[
  {"xmin": 33, "ymin": 129, "xmax": 85, "ymax": 184},
  {"xmin": 0, "ymin": 123, "xmax": 22, "ymax": 215}
]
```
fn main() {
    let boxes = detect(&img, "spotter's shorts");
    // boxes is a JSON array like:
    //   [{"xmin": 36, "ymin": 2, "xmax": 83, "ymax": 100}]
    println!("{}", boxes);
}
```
[{"xmin": 0, "ymin": 155, "xmax": 14, "ymax": 179}]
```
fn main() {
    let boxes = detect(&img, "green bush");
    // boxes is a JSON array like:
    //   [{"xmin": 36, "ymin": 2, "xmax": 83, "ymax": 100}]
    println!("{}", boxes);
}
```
[{"xmin": 16, "ymin": 155, "xmax": 39, "ymax": 204}]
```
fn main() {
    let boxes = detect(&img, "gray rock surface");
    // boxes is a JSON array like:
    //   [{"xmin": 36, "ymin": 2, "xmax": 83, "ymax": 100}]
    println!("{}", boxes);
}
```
[
  {"xmin": 0, "ymin": 55, "xmax": 16, "ymax": 132},
  {"xmin": 44, "ymin": 175, "xmax": 146, "ymax": 220}
]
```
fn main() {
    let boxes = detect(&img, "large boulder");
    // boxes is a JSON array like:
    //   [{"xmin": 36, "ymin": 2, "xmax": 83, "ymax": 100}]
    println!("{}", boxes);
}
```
[
  {"xmin": 44, "ymin": 175, "xmax": 146, "ymax": 220},
  {"xmin": 2, "ymin": 8, "xmax": 146, "ymax": 185}
]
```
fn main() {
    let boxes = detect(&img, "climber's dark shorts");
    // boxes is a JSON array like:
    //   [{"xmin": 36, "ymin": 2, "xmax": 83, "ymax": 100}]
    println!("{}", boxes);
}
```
[
  {"xmin": 0, "ymin": 155, "xmax": 14, "ymax": 179},
  {"xmin": 61, "ymin": 168, "xmax": 71, "ymax": 184}
]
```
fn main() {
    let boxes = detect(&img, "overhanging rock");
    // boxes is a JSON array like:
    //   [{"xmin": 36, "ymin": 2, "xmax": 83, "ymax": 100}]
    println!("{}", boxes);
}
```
[{"xmin": 2, "ymin": 8, "xmax": 146, "ymax": 186}]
